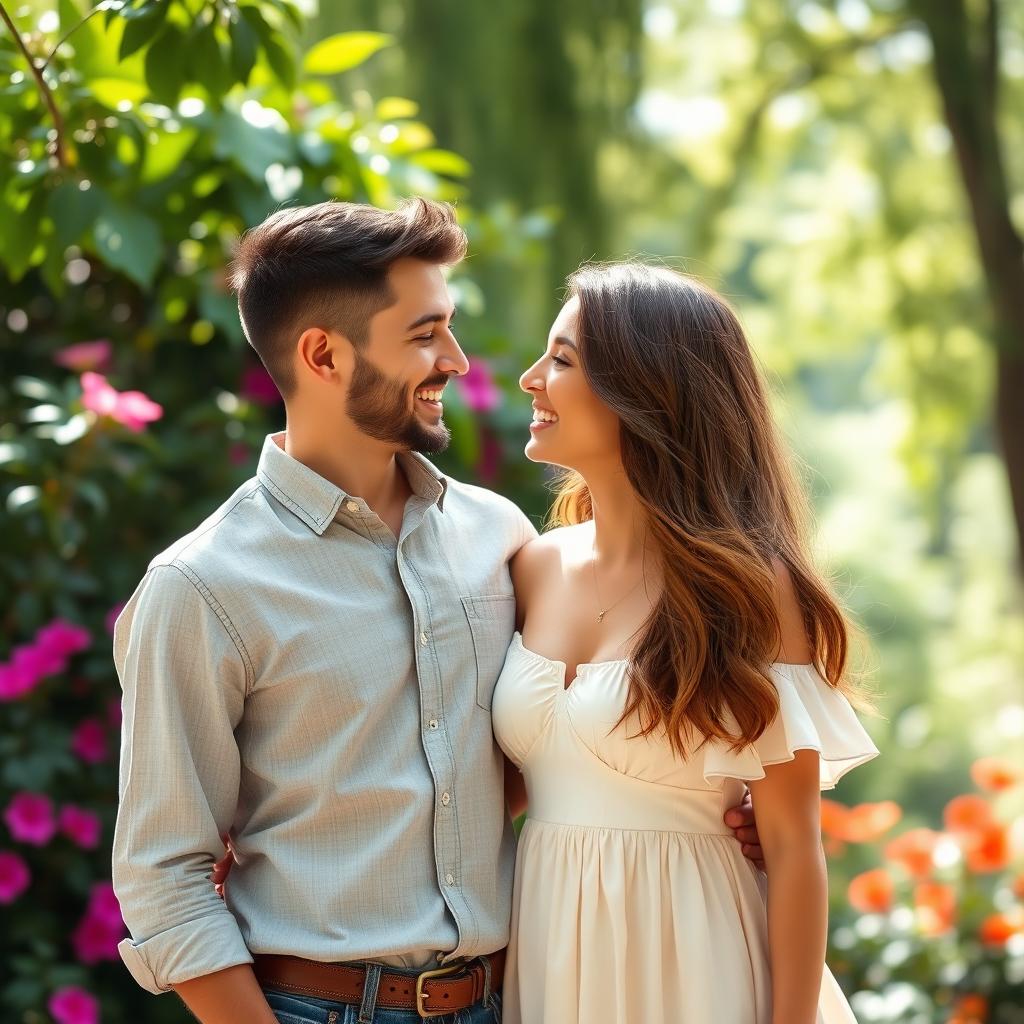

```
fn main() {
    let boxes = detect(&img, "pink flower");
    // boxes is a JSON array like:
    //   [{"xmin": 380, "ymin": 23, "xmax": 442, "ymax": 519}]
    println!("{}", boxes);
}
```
[
  {"xmin": 86, "ymin": 881, "xmax": 124, "ymax": 929},
  {"xmin": 81, "ymin": 372, "xmax": 163, "ymax": 432},
  {"xmin": 59, "ymin": 806, "xmax": 102, "ymax": 850},
  {"xmin": 35, "ymin": 619, "xmax": 91, "ymax": 658},
  {"xmin": 12, "ymin": 642, "xmax": 64, "ymax": 679},
  {"xmin": 240, "ymin": 363, "xmax": 282, "ymax": 405},
  {"xmin": 49, "ymin": 986, "xmax": 100, "ymax": 1024},
  {"xmin": 0, "ymin": 851, "xmax": 31, "ymax": 903},
  {"xmin": 4, "ymin": 792, "xmax": 57, "ymax": 846},
  {"xmin": 0, "ymin": 661, "xmax": 37, "ymax": 701},
  {"xmin": 104, "ymin": 602, "xmax": 126, "ymax": 636},
  {"xmin": 456, "ymin": 360, "xmax": 501, "ymax": 413},
  {"xmin": 71, "ymin": 719, "xmax": 108, "ymax": 764},
  {"xmin": 72, "ymin": 884, "xmax": 125, "ymax": 964},
  {"xmin": 54, "ymin": 339, "xmax": 113, "ymax": 373}
]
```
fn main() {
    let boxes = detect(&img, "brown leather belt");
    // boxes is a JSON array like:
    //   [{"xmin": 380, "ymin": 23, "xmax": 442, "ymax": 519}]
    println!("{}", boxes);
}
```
[{"xmin": 253, "ymin": 950, "xmax": 505, "ymax": 1019}]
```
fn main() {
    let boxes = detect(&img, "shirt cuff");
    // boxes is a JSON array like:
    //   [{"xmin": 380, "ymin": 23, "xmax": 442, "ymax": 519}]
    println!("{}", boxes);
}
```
[{"xmin": 118, "ymin": 912, "xmax": 254, "ymax": 994}]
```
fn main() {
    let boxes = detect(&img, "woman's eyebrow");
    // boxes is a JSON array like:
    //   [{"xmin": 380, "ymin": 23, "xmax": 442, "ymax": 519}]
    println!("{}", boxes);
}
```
[{"xmin": 554, "ymin": 336, "xmax": 578, "ymax": 351}]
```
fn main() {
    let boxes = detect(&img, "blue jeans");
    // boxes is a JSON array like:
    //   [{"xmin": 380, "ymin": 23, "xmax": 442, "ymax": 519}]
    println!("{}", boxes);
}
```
[{"xmin": 264, "ymin": 961, "xmax": 502, "ymax": 1024}]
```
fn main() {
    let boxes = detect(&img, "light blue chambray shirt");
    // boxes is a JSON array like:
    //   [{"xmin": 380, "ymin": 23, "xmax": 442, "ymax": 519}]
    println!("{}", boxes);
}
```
[{"xmin": 112, "ymin": 433, "xmax": 536, "ymax": 994}]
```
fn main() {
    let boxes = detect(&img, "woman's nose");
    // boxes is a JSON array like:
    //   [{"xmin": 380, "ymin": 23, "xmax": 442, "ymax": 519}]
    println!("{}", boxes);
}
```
[{"xmin": 519, "ymin": 361, "xmax": 544, "ymax": 393}]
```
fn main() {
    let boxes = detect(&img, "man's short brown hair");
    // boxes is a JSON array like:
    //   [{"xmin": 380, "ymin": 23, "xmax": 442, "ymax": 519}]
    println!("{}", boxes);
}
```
[{"xmin": 229, "ymin": 198, "xmax": 467, "ymax": 395}]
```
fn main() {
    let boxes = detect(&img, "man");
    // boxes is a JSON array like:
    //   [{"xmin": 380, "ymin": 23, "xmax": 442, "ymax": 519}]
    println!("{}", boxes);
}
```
[{"xmin": 112, "ymin": 198, "xmax": 763, "ymax": 1024}]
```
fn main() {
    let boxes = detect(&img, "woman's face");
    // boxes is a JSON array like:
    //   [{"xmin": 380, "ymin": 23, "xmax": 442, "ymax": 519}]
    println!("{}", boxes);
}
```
[{"xmin": 519, "ymin": 296, "xmax": 622, "ymax": 471}]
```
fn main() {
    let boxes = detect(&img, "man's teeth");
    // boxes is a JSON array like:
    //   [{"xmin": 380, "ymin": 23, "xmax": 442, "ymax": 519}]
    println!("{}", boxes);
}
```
[
  {"xmin": 533, "ymin": 409, "xmax": 559, "ymax": 423},
  {"xmin": 416, "ymin": 389, "xmax": 445, "ymax": 402}
]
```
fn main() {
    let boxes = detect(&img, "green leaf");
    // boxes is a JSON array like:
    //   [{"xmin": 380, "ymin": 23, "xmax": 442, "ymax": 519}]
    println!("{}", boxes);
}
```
[
  {"xmin": 187, "ymin": 23, "xmax": 231, "ymax": 98},
  {"xmin": 144, "ymin": 23, "xmax": 185, "ymax": 103},
  {"xmin": 213, "ymin": 107, "xmax": 293, "ymax": 182},
  {"xmin": 47, "ymin": 180, "xmax": 103, "ymax": 249},
  {"xmin": 411, "ymin": 148, "xmax": 472, "ymax": 178},
  {"xmin": 262, "ymin": 33, "xmax": 295, "ymax": 90},
  {"xmin": 6, "ymin": 485, "xmax": 42, "ymax": 514},
  {"xmin": 0, "ymin": 190, "xmax": 45, "ymax": 281},
  {"xmin": 89, "ymin": 76, "xmax": 149, "ymax": 108},
  {"xmin": 140, "ymin": 125, "xmax": 198, "ymax": 184},
  {"xmin": 376, "ymin": 96, "xmax": 419, "ymax": 120},
  {"xmin": 14, "ymin": 376, "xmax": 61, "ymax": 402},
  {"xmin": 303, "ymin": 32, "xmax": 393, "ymax": 75},
  {"xmin": 118, "ymin": 0, "xmax": 168, "ymax": 60},
  {"xmin": 229, "ymin": 15, "xmax": 258, "ymax": 84},
  {"xmin": 92, "ymin": 200, "xmax": 162, "ymax": 287}
]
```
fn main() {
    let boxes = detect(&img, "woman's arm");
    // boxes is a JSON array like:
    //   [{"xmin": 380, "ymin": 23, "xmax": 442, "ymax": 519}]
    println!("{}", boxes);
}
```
[
  {"xmin": 749, "ymin": 557, "xmax": 827, "ymax": 1024},
  {"xmin": 749, "ymin": 751, "xmax": 827, "ymax": 1024},
  {"xmin": 173, "ymin": 965, "xmax": 279, "ymax": 1024}
]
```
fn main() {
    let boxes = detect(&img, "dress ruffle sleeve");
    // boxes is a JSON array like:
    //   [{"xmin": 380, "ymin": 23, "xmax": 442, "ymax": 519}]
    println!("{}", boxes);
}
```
[{"xmin": 701, "ymin": 663, "xmax": 878, "ymax": 790}]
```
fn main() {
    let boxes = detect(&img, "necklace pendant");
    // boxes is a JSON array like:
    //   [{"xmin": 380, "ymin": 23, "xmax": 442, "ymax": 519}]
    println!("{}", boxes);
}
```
[{"xmin": 597, "ymin": 611, "xmax": 606, "ymax": 623}]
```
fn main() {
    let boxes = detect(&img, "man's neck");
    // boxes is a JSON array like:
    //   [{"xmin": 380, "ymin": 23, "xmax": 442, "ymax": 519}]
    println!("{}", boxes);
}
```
[{"xmin": 282, "ymin": 414, "xmax": 411, "ymax": 515}]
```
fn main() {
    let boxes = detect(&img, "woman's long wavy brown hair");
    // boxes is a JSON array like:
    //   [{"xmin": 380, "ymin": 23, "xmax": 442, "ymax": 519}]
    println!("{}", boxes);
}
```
[{"xmin": 550, "ymin": 262, "xmax": 867, "ymax": 756}]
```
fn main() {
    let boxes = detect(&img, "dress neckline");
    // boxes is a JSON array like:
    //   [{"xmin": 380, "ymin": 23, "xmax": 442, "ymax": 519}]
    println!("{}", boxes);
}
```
[{"xmin": 512, "ymin": 631, "xmax": 630, "ymax": 692}]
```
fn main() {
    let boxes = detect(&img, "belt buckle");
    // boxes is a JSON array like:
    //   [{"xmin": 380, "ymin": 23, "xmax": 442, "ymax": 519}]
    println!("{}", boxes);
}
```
[{"xmin": 415, "ymin": 961, "xmax": 466, "ymax": 1019}]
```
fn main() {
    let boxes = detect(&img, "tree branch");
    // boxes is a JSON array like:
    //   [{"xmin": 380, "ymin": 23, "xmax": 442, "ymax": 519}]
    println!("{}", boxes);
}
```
[
  {"xmin": 40, "ymin": 0, "xmax": 117, "ymax": 71},
  {"xmin": 0, "ymin": 0, "xmax": 66, "ymax": 166}
]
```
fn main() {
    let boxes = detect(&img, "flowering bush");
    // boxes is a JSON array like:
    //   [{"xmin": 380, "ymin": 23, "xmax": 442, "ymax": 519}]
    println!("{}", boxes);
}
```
[
  {"xmin": 825, "ymin": 758, "xmax": 1024, "ymax": 1023},
  {"xmin": 0, "ymin": 2, "xmax": 538, "ymax": 1020}
]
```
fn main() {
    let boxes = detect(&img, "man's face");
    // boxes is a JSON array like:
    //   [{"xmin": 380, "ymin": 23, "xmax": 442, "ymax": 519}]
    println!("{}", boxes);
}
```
[{"xmin": 345, "ymin": 258, "xmax": 469, "ymax": 454}]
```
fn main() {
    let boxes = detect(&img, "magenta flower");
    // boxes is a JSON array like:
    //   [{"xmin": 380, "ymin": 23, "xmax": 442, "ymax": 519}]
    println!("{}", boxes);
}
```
[
  {"xmin": 54, "ymin": 339, "xmax": 113, "ymax": 373},
  {"xmin": 35, "ymin": 619, "xmax": 91, "ymax": 658},
  {"xmin": 72, "ymin": 884, "xmax": 125, "ymax": 965},
  {"xmin": 455, "ymin": 360, "xmax": 502, "ymax": 413},
  {"xmin": 0, "ymin": 662, "xmax": 37, "ymax": 701},
  {"xmin": 240, "ymin": 363, "xmax": 282, "ymax": 405},
  {"xmin": 4, "ymin": 792, "xmax": 57, "ymax": 846},
  {"xmin": 86, "ymin": 881, "xmax": 124, "ymax": 929},
  {"xmin": 71, "ymin": 719, "xmax": 108, "ymax": 764},
  {"xmin": 81, "ymin": 371, "xmax": 163, "ymax": 432},
  {"xmin": 104, "ymin": 602, "xmax": 126, "ymax": 636},
  {"xmin": 0, "ymin": 851, "xmax": 31, "ymax": 903},
  {"xmin": 59, "ymin": 806, "xmax": 102, "ymax": 850},
  {"xmin": 474, "ymin": 430, "xmax": 503, "ymax": 484},
  {"xmin": 12, "ymin": 642, "xmax": 64, "ymax": 679},
  {"xmin": 49, "ymin": 986, "xmax": 100, "ymax": 1024}
]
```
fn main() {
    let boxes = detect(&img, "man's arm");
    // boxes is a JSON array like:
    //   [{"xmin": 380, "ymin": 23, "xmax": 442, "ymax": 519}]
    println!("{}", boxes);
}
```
[{"xmin": 113, "ymin": 564, "xmax": 275, "ymax": 1022}]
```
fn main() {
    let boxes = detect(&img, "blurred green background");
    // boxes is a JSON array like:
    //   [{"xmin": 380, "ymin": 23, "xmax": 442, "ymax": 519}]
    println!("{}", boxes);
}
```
[{"xmin": 1, "ymin": 1, "xmax": 1022, "ymax": 1022}]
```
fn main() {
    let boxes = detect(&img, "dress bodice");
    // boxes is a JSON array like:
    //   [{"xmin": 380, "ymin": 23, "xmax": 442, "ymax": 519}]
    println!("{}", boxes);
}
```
[{"xmin": 492, "ymin": 632, "xmax": 878, "ymax": 832}]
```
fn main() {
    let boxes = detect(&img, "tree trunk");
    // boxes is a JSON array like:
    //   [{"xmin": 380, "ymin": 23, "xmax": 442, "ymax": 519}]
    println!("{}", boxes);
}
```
[{"xmin": 915, "ymin": 0, "xmax": 1024, "ymax": 571}]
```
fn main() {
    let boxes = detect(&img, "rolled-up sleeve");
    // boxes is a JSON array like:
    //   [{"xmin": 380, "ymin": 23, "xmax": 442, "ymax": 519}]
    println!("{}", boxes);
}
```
[{"xmin": 112, "ymin": 563, "xmax": 253, "ymax": 994}]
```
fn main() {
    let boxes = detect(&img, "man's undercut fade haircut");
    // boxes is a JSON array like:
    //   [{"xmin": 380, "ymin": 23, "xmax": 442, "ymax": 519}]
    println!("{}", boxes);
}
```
[{"xmin": 229, "ymin": 198, "xmax": 467, "ymax": 395}]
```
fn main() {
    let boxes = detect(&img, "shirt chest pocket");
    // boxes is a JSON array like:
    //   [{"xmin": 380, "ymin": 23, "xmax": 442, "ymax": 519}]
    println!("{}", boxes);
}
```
[{"xmin": 461, "ymin": 594, "xmax": 516, "ymax": 710}]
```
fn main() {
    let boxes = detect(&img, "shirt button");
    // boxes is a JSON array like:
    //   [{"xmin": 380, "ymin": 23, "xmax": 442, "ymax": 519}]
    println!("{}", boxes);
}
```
[
  {"xmin": 345, "ymin": 500, "xmax": 359, "ymax": 513},
  {"xmin": 445, "ymin": 873, "xmax": 455, "ymax": 886},
  {"xmin": 428, "ymin": 718, "xmax": 439, "ymax": 730},
  {"xmin": 441, "ymin": 792, "xmax": 451, "ymax": 806},
  {"xmin": 420, "ymin": 631, "xmax": 430, "ymax": 646}
]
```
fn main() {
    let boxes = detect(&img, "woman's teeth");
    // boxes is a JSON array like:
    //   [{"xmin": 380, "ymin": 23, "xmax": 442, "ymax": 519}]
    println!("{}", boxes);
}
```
[
  {"xmin": 416, "ymin": 389, "xmax": 445, "ymax": 402},
  {"xmin": 533, "ymin": 409, "xmax": 559, "ymax": 423}
]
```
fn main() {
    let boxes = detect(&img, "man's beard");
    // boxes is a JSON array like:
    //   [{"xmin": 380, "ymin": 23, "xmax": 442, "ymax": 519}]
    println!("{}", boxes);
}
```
[{"xmin": 346, "ymin": 350, "xmax": 451, "ymax": 455}]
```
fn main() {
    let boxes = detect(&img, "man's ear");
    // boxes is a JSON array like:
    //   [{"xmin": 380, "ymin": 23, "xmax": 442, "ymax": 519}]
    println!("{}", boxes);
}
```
[{"xmin": 295, "ymin": 327, "xmax": 354, "ymax": 385}]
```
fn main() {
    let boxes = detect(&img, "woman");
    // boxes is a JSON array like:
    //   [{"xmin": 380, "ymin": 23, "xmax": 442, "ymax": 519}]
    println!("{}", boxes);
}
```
[{"xmin": 492, "ymin": 262, "xmax": 878, "ymax": 1024}]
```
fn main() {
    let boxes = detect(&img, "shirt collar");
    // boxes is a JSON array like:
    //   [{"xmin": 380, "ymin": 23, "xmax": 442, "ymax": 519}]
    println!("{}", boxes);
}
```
[{"xmin": 257, "ymin": 433, "xmax": 447, "ymax": 535}]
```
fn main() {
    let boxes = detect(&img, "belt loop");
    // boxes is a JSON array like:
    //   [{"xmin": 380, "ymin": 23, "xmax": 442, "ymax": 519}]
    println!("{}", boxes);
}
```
[
  {"xmin": 480, "ymin": 954, "xmax": 493, "ymax": 1008},
  {"xmin": 357, "ymin": 962, "xmax": 382, "ymax": 1024}
]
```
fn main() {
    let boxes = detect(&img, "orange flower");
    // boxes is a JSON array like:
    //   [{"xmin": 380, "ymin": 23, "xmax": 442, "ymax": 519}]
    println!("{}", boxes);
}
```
[
  {"xmin": 884, "ymin": 828, "xmax": 942, "ymax": 879},
  {"xmin": 821, "ymin": 800, "xmax": 902, "ymax": 842},
  {"xmin": 944, "ymin": 794, "xmax": 993, "ymax": 834},
  {"xmin": 950, "ymin": 993, "xmax": 988, "ymax": 1023},
  {"xmin": 913, "ymin": 881, "xmax": 956, "ymax": 936},
  {"xmin": 820, "ymin": 799, "xmax": 850, "ymax": 838},
  {"xmin": 970, "ymin": 757, "xmax": 1022, "ymax": 792},
  {"xmin": 964, "ymin": 823, "xmax": 1011, "ymax": 874},
  {"xmin": 848, "ymin": 868, "xmax": 895, "ymax": 913},
  {"xmin": 978, "ymin": 909, "xmax": 1024, "ymax": 946}
]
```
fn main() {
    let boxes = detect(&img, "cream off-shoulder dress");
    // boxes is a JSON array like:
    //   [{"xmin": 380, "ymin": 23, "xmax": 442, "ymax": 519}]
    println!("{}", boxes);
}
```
[{"xmin": 491, "ymin": 632, "xmax": 878, "ymax": 1024}]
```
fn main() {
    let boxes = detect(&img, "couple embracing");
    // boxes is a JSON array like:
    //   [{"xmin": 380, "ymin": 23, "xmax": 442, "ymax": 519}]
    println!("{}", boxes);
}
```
[{"xmin": 112, "ymin": 198, "xmax": 878, "ymax": 1024}]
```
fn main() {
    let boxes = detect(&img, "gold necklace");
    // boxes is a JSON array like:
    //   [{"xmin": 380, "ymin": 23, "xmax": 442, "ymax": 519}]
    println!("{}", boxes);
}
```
[{"xmin": 591, "ymin": 536, "xmax": 645, "ymax": 623}]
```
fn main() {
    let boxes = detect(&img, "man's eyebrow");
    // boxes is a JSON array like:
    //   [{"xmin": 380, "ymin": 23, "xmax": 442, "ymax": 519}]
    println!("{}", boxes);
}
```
[
  {"xmin": 406, "ymin": 307, "xmax": 458, "ymax": 331},
  {"xmin": 554, "ymin": 336, "xmax": 578, "ymax": 351}
]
